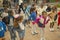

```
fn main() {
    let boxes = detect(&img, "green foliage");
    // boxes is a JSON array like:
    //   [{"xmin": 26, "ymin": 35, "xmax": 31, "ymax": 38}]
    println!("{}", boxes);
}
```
[{"xmin": 57, "ymin": 4, "xmax": 60, "ymax": 8}]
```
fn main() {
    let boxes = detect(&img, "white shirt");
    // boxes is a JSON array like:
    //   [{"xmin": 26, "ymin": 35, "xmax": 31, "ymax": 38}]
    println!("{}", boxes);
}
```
[
  {"xmin": 19, "ymin": 0, "xmax": 23, "ymax": 5},
  {"xmin": 10, "ymin": 18, "xmax": 13, "ymax": 26},
  {"xmin": 37, "ymin": 6, "xmax": 47, "ymax": 15},
  {"xmin": 37, "ymin": 7, "xmax": 44, "ymax": 15},
  {"xmin": 18, "ymin": 22, "xmax": 25, "ymax": 30},
  {"xmin": 1, "ymin": 12, "xmax": 8, "ymax": 18}
]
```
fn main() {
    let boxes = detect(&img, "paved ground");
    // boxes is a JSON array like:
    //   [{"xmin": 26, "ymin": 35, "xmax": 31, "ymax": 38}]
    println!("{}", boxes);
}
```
[{"xmin": 4, "ymin": 21, "xmax": 60, "ymax": 40}]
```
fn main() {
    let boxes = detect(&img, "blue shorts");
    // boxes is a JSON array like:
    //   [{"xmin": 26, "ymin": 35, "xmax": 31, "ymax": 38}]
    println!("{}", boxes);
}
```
[
  {"xmin": 14, "ymin": 27, "xmax": 25, "ymax": 38},
  {"xmin": 18, "ymin": 30, "xmax": 25, "ymax": 38}
]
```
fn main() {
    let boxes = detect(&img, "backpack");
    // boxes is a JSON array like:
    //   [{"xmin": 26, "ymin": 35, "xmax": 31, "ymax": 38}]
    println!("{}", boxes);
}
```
[
  {"xmin": 0, "ymin": 21, "xmax": 6, "ymax": 37},
  {"xmin": 2, "ymin": 16, "xmax": 14, "ymax": 25}
]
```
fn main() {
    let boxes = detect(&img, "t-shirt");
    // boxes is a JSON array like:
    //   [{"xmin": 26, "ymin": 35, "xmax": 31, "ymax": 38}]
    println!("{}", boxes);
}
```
[
  {"xmin": 36, "ymin": 15, "xmax": 50, "ymax": 24},
  {"xmin": 10, "ymin": 18, "xmax": 13, "ymax": 26},
  {"xmin": 19, "ymin": 0, "xmax": 23, "ymax": 5},
  {"xmin": 37, "ymin": 6, "xmax": 47, "ymax": 15},
  {"xmin": 18, "ymin": 22, "xmax": 25, "ymax": 30},
  {"xmin": 1, "ymin": 12, "xmax": 8, "ymax": 18}
]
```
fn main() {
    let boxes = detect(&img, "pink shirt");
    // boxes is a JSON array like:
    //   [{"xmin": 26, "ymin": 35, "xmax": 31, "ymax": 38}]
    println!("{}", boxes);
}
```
[{"xmin": 36, "ymin": 15, "xmax": 50, "ymax": 25}]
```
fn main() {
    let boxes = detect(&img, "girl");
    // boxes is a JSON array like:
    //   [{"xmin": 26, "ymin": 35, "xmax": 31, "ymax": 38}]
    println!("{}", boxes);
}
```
[
  {"xmin": 57, "ymin": 10, "xmax": 60, "ymax": 29},
  {"xmin": 52, "ymin": 5, "xmax": 57, "ymax": 22},
  {"xmin": 13, "ymin": 16, "xmax": 25, "ymax": 40},
  {"xmin": 36, "ymin": 11, "xmax": 50, "ymax": 40},
  {"xmin": 49, "ymin": 10, "xmax": 56, "ymax": 32},
  {"xmin": 29, "ymin": 7, "xmax": 38, "ymax": 35},
  {"xmin": 7, "ymin": 10, "xmax": 16, "ymax": 40}
]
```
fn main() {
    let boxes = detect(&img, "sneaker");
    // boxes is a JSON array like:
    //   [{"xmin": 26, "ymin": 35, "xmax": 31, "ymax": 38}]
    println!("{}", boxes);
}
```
[
  {"xmin": 32, "ymin": 32, "xmax": 35, "ymax": 35},
  {"xmin": 40, "ymin": 38, "xmax": 45, "ymax": 40},
  {"xmin": 51, "ymin": 28, "xmax": 54, "ymax": 31},
  {"xmin": 50, "ymin": 28, "xmax": 52, "ymax": 31},
  {"xmin": 50, "ymin": 28, "xmax": 54, "ymax": 32},
  {"xmin": 34, "ymin": 32, "xmax": 38, "ymax": 34}
]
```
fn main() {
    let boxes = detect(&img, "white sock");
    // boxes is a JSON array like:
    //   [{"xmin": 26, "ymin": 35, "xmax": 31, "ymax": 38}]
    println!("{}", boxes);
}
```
[{"xmin": 40, "ymin": 28, "xmax": 45, "ymax": 40}]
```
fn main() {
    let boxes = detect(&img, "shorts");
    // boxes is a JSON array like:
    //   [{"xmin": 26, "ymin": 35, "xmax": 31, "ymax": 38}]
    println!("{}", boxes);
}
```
[
  {"xmin": 38, "ymin": 22, "xmax": 45, "ymax": 28},
  {"xmin": 14, "ymin": 27, "xmax": 25, "ymax": 38},
  {"xmin": 32, "ymin": 21, "xmax": 36, "ymax": 24},
  {"xmin": 50, "ymin": 19, "xmax": 54, "ymax": 23},
  {"xmin": 18, "ymin": 30, "xmax": 25, "ymax": 38}
]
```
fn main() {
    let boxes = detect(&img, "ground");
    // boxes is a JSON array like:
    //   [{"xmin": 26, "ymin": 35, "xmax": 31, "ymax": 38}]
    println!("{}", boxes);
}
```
[{"xmin": 5, "ymin": 21, "xmax": 60, "ymax": 40}]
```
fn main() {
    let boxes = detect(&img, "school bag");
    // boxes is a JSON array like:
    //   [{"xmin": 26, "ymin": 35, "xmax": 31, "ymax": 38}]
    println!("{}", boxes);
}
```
[{"xmin": 0, "ymin": 21, "xmax": 6, "ymax": 37}]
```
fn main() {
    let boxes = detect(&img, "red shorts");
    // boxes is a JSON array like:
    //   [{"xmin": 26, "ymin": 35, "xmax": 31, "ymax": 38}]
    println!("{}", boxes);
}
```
[{"xmin": 32, "ymin": 21, "xmax": 36, "ymax": 24}]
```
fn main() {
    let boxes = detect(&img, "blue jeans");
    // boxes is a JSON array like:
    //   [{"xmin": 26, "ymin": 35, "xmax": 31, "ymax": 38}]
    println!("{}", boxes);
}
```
[
  {"xmin": 8, "ymin": 26, "xmax": 16, "ymax": 40},
  {"xmin": 14, "ymin": 27, "xmax": 25, "ymax": 38}
]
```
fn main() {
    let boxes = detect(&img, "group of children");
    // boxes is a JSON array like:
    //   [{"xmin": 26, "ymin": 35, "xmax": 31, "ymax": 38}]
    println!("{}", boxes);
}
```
[{"xmin": 0, "ymin": 2, "xmax": 60, "ymax": 40}]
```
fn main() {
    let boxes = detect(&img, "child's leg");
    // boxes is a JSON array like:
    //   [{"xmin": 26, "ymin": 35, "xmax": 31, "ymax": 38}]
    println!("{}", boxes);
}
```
[
  {"xmin": 32, "ymin": 23, "xmax": 37, "ymax": 34},
  {"xmin": 54, "ymin": 14, "xmax": 57, "ymax": 22},
  {"xmin": 32, "ymin": 24, "xmax": 35, "ymax": 34},
  {"xmin": 18, "ymin": 30, "xmax": 25, "ymax": 40},
  {"xmin": 50, "ymin": 22, "xmax": 54, "ymax": 31},
  {"xmin": 8, "ymin": 27, "xmax": 16, "ymax": 40},
  {"xmin": 40, "ymin": 28, "xmax": 45, "ymax": 40},
  {"xmin": 57, "ymin": 23, "xmax": 60, "ymax": 29},
  {"xmin": 34, "ymin": 24, "xmax": 38, "ymax": 33},
  {"xmin": 51, "ymin": 22, "xmax": 54, "ymax": 28},
  {"xmin": 50, "ymin": 23, "xmax": 52, "ymax": 28},
  {"xmin": 10, "ymin": 29, "xmax": 16, "ymax": 40}
]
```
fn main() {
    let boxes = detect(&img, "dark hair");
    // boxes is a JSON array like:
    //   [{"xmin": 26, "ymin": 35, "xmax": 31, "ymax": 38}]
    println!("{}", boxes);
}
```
[
  {"xmin": 30, "ymin": 7, "xmax": 36, "ymax": 14},
  {"xmin": 32, "ymin": 3, "xmax": 36, "ymax": 7},
  {"xmin": 42, "ymin": 11, "xmax": 47, "ymax": 15}
]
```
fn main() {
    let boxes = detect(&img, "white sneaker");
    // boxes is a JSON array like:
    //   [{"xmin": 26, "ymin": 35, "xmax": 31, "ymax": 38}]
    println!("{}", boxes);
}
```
[
  {"xmin": 40, "ymin": 38, "xmax": 45, "ymax": 40},
  {"xmin": 50, "ymin": 28, "xmax": 52, "ymax": 31},
  {"xmin": 34, "ymin": 31, "xmax": 38, "ymax": 34},
  {"xmin": 52, "ymin": 28, "xmax": 54, "ymax": 31},
  {"xmin": 50, "ymin": 28, "xmax": 54, "ymax": 32},
  {"xmin": 32, "ymin": 32, "xmax": 35, "ymax": 35}
]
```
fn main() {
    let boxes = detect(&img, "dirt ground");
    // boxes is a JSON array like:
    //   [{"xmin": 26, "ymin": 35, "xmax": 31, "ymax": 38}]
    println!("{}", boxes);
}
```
[{"xmin": 4, "ymin": 21, "xmax": 60, "ymax": 40}]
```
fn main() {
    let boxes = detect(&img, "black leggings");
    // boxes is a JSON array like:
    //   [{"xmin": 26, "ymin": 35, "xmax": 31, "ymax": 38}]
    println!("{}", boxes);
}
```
[
  {"xmin": 50, "ymin": 22, "xmax": 54, "ymax": 28},
  {"xmin": 54, "ymin": 14, "xmax": 57, "ymax": 21}
]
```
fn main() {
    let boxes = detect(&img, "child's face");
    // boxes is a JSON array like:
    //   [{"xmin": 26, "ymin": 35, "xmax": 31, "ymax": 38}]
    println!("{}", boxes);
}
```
[
  {"xmin": 43, "ymin": 13, "xmax": 47, "ymax": 18},
  {"xmin": 15, "ymin": 5, "xmax": 19, "ymax": 9}
]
